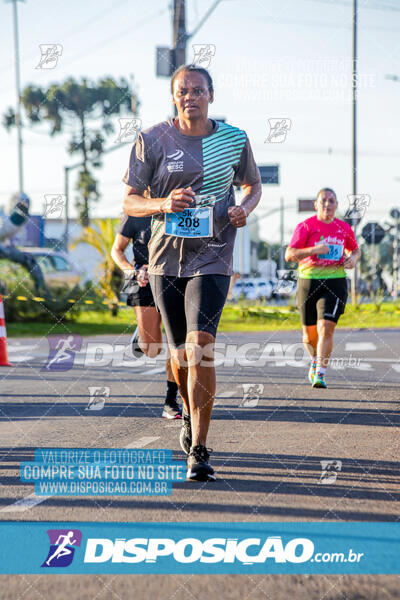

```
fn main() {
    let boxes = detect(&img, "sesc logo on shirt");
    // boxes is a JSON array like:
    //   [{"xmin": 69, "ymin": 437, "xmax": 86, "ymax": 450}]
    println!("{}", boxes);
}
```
[{"xmin": 166, "ymin": 150, "xmax": 184, "ymax": 172}]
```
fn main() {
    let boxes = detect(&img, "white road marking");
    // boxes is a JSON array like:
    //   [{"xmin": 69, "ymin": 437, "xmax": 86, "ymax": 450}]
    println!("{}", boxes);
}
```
[
  {"xmin": 350, "ymin": 362, "xmax": 373, "ymax": 371},
  {"xmin": 345, "ymin": 342, "xmax": 377, "ymax": 351},
  {"xmin": 124, "ymin": 436, "xmax": 160, "ymax": 449},
  {"xmin": 0, "ymin": 493, "xmax": 52, "ymax": 513},
  {"xmin": 391, "ymin": 364, "xmax": 400, "ymax": 373},
  {"xmin": 8, "ymin": 345, "xmax": 39, "ymax": 351},
  {"xmin": 352, "ymin": 358, "xmax": 399, "ymax": 364},
  {"xmin": 1, "ymin": 436, "xmax": 160, "ymax": 512},
  {"xmin": 145, "ymin": 367, "xmax": 166, "ymax": 375},
  {"xmin": 217, "ymin": 390, "xmax": 237, "ymax": 398},
  {"xmin": 6, "ymin": 355, "xmax": 34, "ymax": 363}
]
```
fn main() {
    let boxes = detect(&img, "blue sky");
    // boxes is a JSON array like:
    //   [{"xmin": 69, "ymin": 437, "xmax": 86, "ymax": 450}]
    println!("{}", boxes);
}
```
[{"xmin": 0, "ymin": 0, "xmax": 399, "ymax": 243}]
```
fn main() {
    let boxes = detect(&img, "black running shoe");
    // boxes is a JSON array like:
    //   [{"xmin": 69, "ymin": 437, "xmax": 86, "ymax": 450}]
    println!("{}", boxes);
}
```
[
  {"xmin": 130, "ymin": 326, "xmax": 144, "ymax": 359},
  {"xmin": 162, "ymin": 397, "xmax": 182, "ymax": 419},
  {"xmin": 186, "ymin": 444, "xmax": 216, "ymax": 481},
  {"xmin": 179, "ymin": 410, "xmax": 192, "ymax": 454}
]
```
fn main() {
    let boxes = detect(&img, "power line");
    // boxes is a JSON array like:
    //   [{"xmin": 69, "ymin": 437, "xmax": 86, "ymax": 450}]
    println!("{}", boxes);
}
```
[
  {"xmin": 0, "ymin": 6, "xmax": 168, "ymax": 95},
  {"xmin": 60, "ymin": 7, "xmax": 168, "ymax": 70},
  {"xmin": 307, "ymin": 0, "xmax": 400, "ymax": 12},
  {"xmin": 245, "ymin": 12, "xmax": 400, "ymax": 31},
  {"xmin": 255, "ymin": 145, "xmax": 400, "ymax": 157},
  {"xmin": 0, "ymin": 0, "xmax": 133, "ymax": 77}
]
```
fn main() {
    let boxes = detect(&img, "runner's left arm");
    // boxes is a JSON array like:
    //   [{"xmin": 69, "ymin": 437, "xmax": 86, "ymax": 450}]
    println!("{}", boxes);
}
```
[
  {"xmin": 228, "ymin": 182, "xmax": 262, "ymax": 228},
  {"xmin": 343, "ymin": 226, "xmax": 361, "ymax": 269},
  {"xmin": 343, "ymin": 247, "xmax": 361, "ymax": 269},
  {"xmin": 229, "ymin": 136, "xmax": 262, "ymax": 228}
]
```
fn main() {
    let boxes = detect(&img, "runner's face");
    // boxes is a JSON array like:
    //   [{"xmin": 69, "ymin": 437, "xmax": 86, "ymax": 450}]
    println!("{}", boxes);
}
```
[
  {"xmin": 172, "ymin": 72, "xmax": 213, "ymax": 121},
  {"xmin": 315, "ymin": 191, "xmax": 337, "ymax": 221}
]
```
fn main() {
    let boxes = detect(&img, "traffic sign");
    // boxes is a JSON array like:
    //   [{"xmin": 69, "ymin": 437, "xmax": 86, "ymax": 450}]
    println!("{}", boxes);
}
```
[
  {"xmin": 258, "ymin": 165, "xmax": 279, "ymax": 185},
  {"xmin": 298, "ymin": 198, "xmax": 315, "ymax": 212},
  {"xmin": 156, "ymin": 47, "xmax": 174, "ymax": 77},
  {"xmin": 361, "ymin": 222, "xmax": 385, "ymax": 244}
]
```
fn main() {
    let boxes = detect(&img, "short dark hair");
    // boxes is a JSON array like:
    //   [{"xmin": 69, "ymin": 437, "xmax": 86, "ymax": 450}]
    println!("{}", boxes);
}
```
[
  {"xmin": 170, "ymin": 64, "xmax": 214, "ymax": 94},
  {"xmin": 316, "ymin": 188, "xmax": 337, "ymax": 201}
]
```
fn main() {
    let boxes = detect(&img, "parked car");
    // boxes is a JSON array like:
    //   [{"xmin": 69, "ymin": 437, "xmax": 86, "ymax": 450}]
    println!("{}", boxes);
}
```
[
  {"xmin": 231, "ymin": 278, "xmax": 273, "ymax": 301},
  {"xmin": 231, "ymin": 280, "xmax": 245, "ymax": 301},
  {"xmin": 253, "ymin": 278, "xmax": 273, "ymax": 300},
  {"xmin": 19, "ymin": 247, "xmax": 83, "ymax": 288}
]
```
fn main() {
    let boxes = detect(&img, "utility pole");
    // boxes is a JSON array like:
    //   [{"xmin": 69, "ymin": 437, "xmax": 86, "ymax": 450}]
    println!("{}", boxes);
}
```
[
  {"xmin": 6, "ymin": 0, "xmax": 25, "ymax": 194},
  {"xmin": 351, "ymin": 0, "xmax": 358, "ymax": 305},
  {"xmin": 279, "ymin": 197, "xmax": 285, "ymax": 271},
  {"xmin": 171, "ymin": 0, "xmax": 186, "ymax": 115},
  {"xmin": 157, "ymin": 0, "xmax": 221, "ymax": 114},
  {"xmin": 394, "ymin": 223, "xmax": 399, "ymax": 299},
  {"xmin": 173, "ymin": 0, "xmax": 186, "ymax": 71}
]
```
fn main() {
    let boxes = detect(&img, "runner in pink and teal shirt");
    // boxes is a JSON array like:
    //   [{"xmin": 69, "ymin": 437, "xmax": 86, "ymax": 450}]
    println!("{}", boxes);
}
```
[{"xmin": 285, "ymin": 188, "xmax": 361, "ymax": 388}]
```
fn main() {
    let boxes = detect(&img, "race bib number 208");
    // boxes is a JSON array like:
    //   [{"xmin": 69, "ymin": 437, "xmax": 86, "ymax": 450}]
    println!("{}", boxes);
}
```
[{"xmin": 165, "ymin": 207, "xmax": 213, "ymax": 238}]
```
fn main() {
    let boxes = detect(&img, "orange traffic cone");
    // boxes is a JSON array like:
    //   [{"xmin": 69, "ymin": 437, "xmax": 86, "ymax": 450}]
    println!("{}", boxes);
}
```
[{"xmin": 0, "ymin": 294, "xmax": 12, "ymax": 366}]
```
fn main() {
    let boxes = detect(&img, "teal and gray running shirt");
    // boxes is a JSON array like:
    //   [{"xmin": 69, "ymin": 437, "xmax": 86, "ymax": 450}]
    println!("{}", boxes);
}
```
[{"xmin": 123, "ymin": 118, "xmax": 260, "ymax": 277}]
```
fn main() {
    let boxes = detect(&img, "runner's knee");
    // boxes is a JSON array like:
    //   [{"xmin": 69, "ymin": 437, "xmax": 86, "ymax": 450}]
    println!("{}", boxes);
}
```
[
  {"xmin": 317, "ymin": 320, "xmax": 335, "ymax": 339},
  {"xmin": 186, "ymin": 331, "xmax": 215, "ymax": 366},
  {"xmin": 170, "ymin": 346, "xmax": 187, "ymax": 368},
  {"xmin": 141, "ymin": 343, "xmax": 162, "ymax": 359}
]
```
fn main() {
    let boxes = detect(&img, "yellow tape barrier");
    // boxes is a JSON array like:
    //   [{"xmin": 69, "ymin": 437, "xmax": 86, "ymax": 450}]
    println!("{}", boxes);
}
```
[{"xmin": 6, "ymin": 296, "xmax": 126, "ymax": 307}]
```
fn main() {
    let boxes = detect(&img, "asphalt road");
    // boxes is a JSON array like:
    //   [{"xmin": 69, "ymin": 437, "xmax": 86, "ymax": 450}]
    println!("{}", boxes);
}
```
[{"xmin": 0, "ymin": 328, "xmax": 399, "ymax": 599}]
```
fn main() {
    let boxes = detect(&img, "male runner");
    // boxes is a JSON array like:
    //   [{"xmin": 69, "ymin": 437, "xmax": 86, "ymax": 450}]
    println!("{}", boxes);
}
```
[{"xmin": 111, "ymin": 214, "xmax": 181, "ymax": 419}]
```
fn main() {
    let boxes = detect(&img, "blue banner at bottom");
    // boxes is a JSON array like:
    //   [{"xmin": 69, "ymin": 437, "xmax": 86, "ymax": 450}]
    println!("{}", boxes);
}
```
[{"xmin": 0, "ymin": 522, "xmax": 398, "ymax": 574}]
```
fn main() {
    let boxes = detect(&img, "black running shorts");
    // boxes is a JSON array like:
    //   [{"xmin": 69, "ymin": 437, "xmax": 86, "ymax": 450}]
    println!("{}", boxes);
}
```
[
  {"xmin": 149, "ymin": 274, "xmax": 230, "ymax": 347},
  {"xmin": 127, "ymin": 283, "xmax": 155, "ymax": 308},
  {"xmin": 297, "ymin": 277, "xmax": 348, "ymax": 326}
]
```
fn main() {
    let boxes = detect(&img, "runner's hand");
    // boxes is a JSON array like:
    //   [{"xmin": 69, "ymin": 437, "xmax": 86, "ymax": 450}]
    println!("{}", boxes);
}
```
[
  {"xmin": 136, "ymin": 265, "xmax": 149, "ymax": 287},
  {"xmin": 123, "ymin": 267, "xmax": 136, "ymax": 280},
  {"xmin": 313, "ymin": 243, "xmax": 330, "ymax": 255},
  {"xmin": 343, "ymin": 254, "xmax": 357, "ymax": 269},
  {"xmin": 228, "ymin": 205, "xmax": 247, "ymax": 228},
  {"xmin": 161, "ymin": 187, "xmax": 195, "ymax": 213}
]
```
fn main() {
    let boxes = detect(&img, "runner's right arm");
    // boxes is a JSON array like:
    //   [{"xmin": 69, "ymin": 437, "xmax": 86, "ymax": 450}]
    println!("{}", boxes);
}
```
[
  {"xmin": 285, "ymin": 220, "xmax": 330, "ymax": 262},
  {"xmin": 285, "ymin": 243, "xmax": 329, "ymax": 262},
  {"xmin": 123, "ymin": 185, "xmax": 195, "ymax": 217},
  {"xmin": 111, "ymin": 233, "xmax": 136, "ymax": 278},
  {"xmin": 111, "ymin": 232, "xmax": 149, "ymax": 287}
]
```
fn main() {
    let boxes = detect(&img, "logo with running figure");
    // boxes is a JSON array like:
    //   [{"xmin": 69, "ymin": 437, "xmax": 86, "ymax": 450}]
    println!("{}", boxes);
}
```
[
  {"xmin": 345, "ymin": 194, "xmax": 370, "ymax": 224},
  {"xmin": 44, "ymin": 194, "xmax": 66, "ymax": 219},
  {"xmin": 166, "ymin": 149, "xmax": 184, "ymax": 172},
  {"xmin": 41, "ymin": 529, "xmax": 82, "ymax": 568},
  {"xmin": 318, "ymin": 460, "xmax": 342, "ymax": 485},
  {"xmin": 240, "ymin": 383, "xmax": 264, "ymax": 407},
  {"xmin": 115, "ymin": 118, "xmax": 142, "ymax": 143},
  {"xmin": 265, "ymin": 118, "xmax": 292, "ymax": 143},
  {"xmin": 275, "ymin": 270, "xmax": 297, "ymax": 295},
  {"xmin": 86, "ymin": 386, "xmax": 110, "ymax": 411},
  {"xmin": 42, "ymin": 335, "xmax": 82, "ymax": 372},
  {"xmin": 35, "ymin": 44, "xmax": 63, "ymax": 69},
  {"xmin": 192, "ymin": 44, "xmax": 216, "ymax": 69}
]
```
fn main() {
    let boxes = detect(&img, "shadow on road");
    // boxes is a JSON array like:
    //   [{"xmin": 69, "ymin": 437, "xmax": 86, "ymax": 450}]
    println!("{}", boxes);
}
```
[
  {"xmin": 0, "ymin": 399, "xmax": 399, "ymax": 426},
  {"xmin": 0, "ymin": 447, "xmax": 399, "ymax": 521}
]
